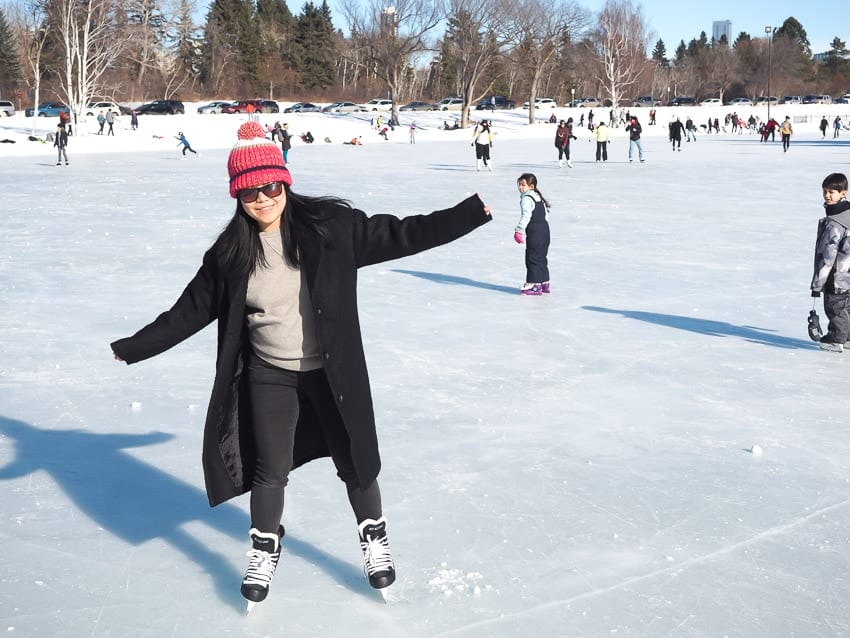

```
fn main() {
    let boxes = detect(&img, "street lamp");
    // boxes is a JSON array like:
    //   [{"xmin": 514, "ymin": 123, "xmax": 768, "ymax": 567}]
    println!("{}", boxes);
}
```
[
  {"xmin": 571, "ymin": 87, "xmax": 575, "ymax": 108},
  {"xmin": 765, "ymin": 26, "xmax": 776, "ymax": 121}
]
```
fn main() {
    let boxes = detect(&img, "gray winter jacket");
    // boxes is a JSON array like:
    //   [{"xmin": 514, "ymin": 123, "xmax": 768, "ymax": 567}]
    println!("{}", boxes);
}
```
[{"xmin": 812, "ymin": 204, "xmax": 850, "ymax": 294}]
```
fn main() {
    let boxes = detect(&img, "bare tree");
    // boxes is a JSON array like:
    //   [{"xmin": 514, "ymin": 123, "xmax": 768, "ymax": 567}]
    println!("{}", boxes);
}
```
[
  {"xmin": 589, "ymin": 0, "xmax": 650, "ymax": 110},
  {"xmin": 446, "ymin": 0, "xmax": 509, "ymax": 128},
  {"xmin": 701, "ymin": 41, "xmax": 738, "ymax": 103},
  {"xmin": 503, "ymin": 0, "xmax": 589, "ymax": 124},
  {"xmin": 342, "ymin": 0, "xmax": 446, "ymax": 124},
  {"xmin": 10, "ymin": 0, "xmax": 50, "ymax": 136},
  {"xmin": 51, "ymin": 0, "xmax": 126, "ymax": 122}
]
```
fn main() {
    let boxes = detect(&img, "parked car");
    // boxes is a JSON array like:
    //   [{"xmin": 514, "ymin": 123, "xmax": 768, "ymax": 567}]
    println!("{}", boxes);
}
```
[
  {"xmin": 575, "ymin": 97, "xmax": 602, "ymax": 107},
  {"xmin": 668, "ymin": 96, "xmax": 696, "ymax": 106},
  {"xmin": 85, "ymin": 101, "xmax": 132, "ymax": 116},
  {"xmin": 283, "ymin": 102, "xmax": 322, "ymax": 113},
  {"xmin": 700, "ymin": 97, "xmax": 722, "ymax": 106},
  {"xmin": 322, "ymin": 101, "xmax": 366, "ymax": 113},
  {"xmin": 399, "ymin": 101, "xmax": 433, "ymax": 111},
  {"xmin": 475, "ymin": 95, "xmax": 516, "ymax": 110},
  {"xmin": 260, "ymin": 100, "xmax": 280, "ymax": 113},
  {"xmin": 197, "ymin": 100, "xmax": 234, "ymax": 114},
  {"xmin": 632, "ymin": 95, "xmax": 662, "ymax": 107},
  {"xmin": 0, "ymin": 100, "xmax": 15, "ymax": 116},
  {"xmin": 726, "ymin": 97, "xmax": 753, "ymax": 106},
  {"xmin": 222, "ymin": 100, "xmax": 265, "ymax": 114},
  {"xmin": 136, "ymin": 99, "xmax": 185, "ymax": 115},
  {"xmin": 433, "ymin": 97, "xmax": 464, "ymax": 111},
  {"xmin": 756, "ymin": 96, "xmax": 778, "ymax": 105},
  {"xmin": 836, "ymin": 94, "xmax": 850, "ymax": 104},
  {"xmin": 361, "ymin": 98, "xmax": 393, "ymax": 111},
  {"xmin": 779, "ymin": 95, "xmax": 803, "ymax": 104},
  {"xmin": 523, "ymin": 97, "xmax": 557, "ymax": 109},
  {"xmin": 803, "ymin": 94, "xmax": 832, "ymax": 104},
  {"xmin": 25, "ymin": 102, "xmax": 70, "ymax": 117}
]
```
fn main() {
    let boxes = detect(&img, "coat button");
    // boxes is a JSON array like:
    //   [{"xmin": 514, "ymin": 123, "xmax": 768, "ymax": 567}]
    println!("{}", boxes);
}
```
[
  {"xmin": 324, "ymin": 352, "xmax": 331, "ymax": 360},
  {"xmin": 315, "ymin": 308, "xmax": 323, "ymax": 316},
  {"xmin": 337, "ymin": 394, "xmax": 344, "ymax": 403}
]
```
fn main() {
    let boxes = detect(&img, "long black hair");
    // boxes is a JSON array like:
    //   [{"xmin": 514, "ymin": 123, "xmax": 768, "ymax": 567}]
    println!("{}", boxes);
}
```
[{"xmin": 212, "ymin": 184, "xmax": 340, "ymax": 277}]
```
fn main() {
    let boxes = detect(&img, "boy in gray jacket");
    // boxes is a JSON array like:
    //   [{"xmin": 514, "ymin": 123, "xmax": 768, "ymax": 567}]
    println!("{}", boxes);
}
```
[{"xmin": 811, "ymin": 172, "xmax": 850, "ymax": 351}]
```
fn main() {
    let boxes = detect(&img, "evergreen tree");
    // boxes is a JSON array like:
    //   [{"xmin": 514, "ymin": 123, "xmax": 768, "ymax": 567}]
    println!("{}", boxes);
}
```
[
  {"xmin": 0, "ymin": 6, "xmax": 23, "ymax": 95},
  {"xmin": 673, "ymin": 40, "xmax": 686, "ymax": 64},
  {"xmin": 202, "ymin": 0, "xmax": 262, "ymax": 94},
  {"xmin": 651, "ymin": 38, "xmax": 668, "ymax": 67},
  {"xmin": 292, "ymin": 1, "xmax": 337, "ymax": 90},
  {"xmin": 822, "ymin": 37, "xmax": 850, "ymax": 79},
  {"xmin": 775, "ymin": 17, "xmax": 811, "ymax": 58},
  {"xmin": 733, "ymin": 32, "xmax": 751, "ymax": 48}
]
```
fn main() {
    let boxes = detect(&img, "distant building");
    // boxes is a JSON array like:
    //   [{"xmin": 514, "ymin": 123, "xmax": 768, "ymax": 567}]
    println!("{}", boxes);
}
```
[
  {"xmin": 712, "ymin": 20, "xmax": 732, "ymax": 44},
  {"xmin": 380, "ymin": 6, "xmax": 398, "ymax": 37}
]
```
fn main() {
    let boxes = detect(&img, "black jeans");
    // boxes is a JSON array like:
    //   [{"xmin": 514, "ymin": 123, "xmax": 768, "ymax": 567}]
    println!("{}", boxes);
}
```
[
  {"xmin": 247, "ymin": 352, "xmax": 382, "ymax": 532},
  {"xmin": 595, "ymin": 141, "xmax": 608, "ymax": 161}
]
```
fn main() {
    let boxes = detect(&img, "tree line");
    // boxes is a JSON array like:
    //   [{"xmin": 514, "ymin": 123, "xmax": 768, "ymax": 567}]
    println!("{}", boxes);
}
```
[{"xmin": 0, "ymin": 0, "xmax": 847, "ymax": 127}]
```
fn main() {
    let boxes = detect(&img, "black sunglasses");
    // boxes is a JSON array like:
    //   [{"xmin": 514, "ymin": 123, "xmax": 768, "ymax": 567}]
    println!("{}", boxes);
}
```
[{"xmin": 238, "ymin": 182, "xmax": 284, "ymax": 203}]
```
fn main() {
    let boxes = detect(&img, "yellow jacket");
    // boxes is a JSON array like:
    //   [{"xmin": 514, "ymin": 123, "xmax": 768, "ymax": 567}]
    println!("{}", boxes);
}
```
[{"xmin": 591, "ymin": 124, "xmax": 611, "ymax": 142}]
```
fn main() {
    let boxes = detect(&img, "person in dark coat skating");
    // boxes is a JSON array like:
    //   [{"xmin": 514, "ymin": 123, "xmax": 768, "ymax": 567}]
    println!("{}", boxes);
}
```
[
  {"xmin": 669, "ymin": 116, "xmax": 684, "ymax": 151},
  {"xmin": 54, "ymin": 123, "xmax": 68, "ymax": 165},
  {"xmin": 111, "ymin": 121, "xmax": 492, "ymax": 610},
  {"xmin": 554, "ymin": 118, "xmax": 577, "ymax": 167}
]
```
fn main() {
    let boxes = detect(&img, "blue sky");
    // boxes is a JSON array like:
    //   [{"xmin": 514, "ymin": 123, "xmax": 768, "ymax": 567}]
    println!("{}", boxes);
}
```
[
  {"xmin": 579, "ymin": 0, "xmax": 845, "ymax": 55},
  {"xmin": 312, "ymin": 0, "xmax": 844, "ymax": 56}
]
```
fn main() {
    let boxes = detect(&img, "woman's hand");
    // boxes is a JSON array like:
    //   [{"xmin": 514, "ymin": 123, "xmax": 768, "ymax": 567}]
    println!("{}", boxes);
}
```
[{"xmin": 113, "ymin": 352, "xmax": 124, "ymax": 362}]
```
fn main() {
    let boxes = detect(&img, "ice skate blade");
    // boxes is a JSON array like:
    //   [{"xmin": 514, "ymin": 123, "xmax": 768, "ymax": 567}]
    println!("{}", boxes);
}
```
[
  {"xmin": 380, "ymin": 586, "xmax": 391, "ymax": 603},
  {"xmin": 246, "ymin": 600, "xmax": 256, "ymax": 615}
]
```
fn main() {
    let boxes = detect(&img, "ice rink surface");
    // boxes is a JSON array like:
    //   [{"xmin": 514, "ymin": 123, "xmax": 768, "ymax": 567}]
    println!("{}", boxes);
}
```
[{"xmin": 2, "ymin": 106, "xmax": 850, "ymax": 636}]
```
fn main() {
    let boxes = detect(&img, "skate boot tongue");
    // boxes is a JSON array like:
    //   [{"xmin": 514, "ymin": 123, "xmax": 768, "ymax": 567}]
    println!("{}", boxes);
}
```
[
  {"xmin": 250, "ymin": 530, "xmax": 280, "ymax": 554},
  {"xmin": 360, "ymin": 519, "xmax": 387, "ymax": 541}
]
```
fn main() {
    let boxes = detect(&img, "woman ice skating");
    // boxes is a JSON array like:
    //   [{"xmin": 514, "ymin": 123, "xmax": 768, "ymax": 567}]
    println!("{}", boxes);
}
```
[
  {"xmin": 471, "ymin": 120, "xmax": 493, "ymax": 171},
  {"xmin": 513, "ymin": 172, "xmax": 551, "ymax": 295},
  {"xmin": 780, "ymin": 116, "xmax": 793, "ymax": 152},
  {"xmin": 590, "ymin": 121, "xmax": 610, "ymax": 162},
  {"xmin": 554, "ymin": 119, "xmax": 576, "ymax": 167},
  {"xmin": 110, "ymin": 121, "xmax": 492, "ymax": 611}
]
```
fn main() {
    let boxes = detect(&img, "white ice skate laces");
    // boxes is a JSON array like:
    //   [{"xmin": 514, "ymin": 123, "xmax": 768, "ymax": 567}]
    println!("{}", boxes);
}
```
[{"xmin": 359, "ymin": 517, "xmax": 394, "ymax": 577}]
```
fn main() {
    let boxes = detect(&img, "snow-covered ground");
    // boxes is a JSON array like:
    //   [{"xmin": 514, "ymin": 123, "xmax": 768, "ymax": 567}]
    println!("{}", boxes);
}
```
[{"xmin": 2, "ymin": 101, "xmax": 850, "ymax": 637}]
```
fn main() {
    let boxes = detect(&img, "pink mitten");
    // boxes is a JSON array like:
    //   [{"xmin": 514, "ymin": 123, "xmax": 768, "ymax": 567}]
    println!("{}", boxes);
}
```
[{"xmin": 514, "ymin": 231, "xmax": 524, "ymax": 244}]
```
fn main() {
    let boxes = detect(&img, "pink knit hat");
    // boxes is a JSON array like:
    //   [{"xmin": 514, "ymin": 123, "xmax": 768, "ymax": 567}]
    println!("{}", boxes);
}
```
[{"xmin": 227, "ymin": 121, "xmax": 292, "ymax": 198}]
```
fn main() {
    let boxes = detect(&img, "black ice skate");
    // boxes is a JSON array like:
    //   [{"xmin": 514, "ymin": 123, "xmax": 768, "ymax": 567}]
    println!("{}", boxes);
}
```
[
  {"xmin": 807, "ymin": 309, "xmax": 824, "ymax": 341},
  {"xmin": 358, "ymin": 516, "xmax": 396, "ymax": 600},
  {"xmin": 241, "ymin": 525, "xmax": 284, "ymax": 614}
]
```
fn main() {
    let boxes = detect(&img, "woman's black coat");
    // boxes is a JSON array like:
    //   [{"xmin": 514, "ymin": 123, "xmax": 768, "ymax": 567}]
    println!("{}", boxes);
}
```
[{"xmin": 111, "ymin": 194, "xmax": 491, "ymax": 506}]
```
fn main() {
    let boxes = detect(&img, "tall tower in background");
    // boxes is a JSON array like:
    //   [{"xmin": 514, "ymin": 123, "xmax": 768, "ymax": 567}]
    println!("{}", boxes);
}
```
[
  {"xmin": 381, "ymin": 6, "xmax": 398, "ymax": 37},
  {"xmin": 712, "ymin": 20, "xmax": 732, "ymax": 44}
]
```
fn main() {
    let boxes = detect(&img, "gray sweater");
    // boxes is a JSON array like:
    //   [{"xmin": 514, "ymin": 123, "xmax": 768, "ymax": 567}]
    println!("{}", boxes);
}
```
[{"xmin": 246, "ymin": 230, "xmax": 322, "ymax": 371}]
